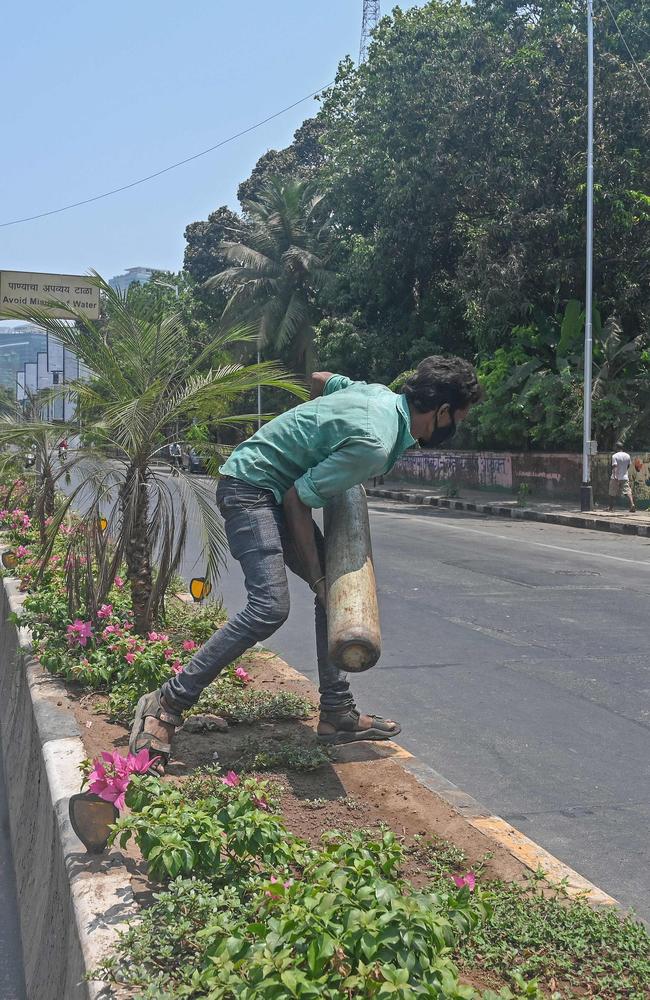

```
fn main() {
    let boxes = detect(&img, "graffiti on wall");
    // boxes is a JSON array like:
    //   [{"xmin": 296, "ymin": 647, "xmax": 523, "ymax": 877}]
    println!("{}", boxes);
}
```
[
  {"xmin": 393, "ymin": 451, "xmax": 512, "ymax": 488},
  {"xmin": 629, "ymin": 456, "xmax": 650, "ymax": 505}
]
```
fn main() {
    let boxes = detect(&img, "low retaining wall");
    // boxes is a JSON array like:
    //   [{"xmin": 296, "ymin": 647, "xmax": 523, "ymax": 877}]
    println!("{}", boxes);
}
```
[
  {"xmin": 389, "ymin": 450, "xmax": 650, "ymax": 503},
  {"xmin": 0, "ymin": 571, "xmax": 134, "ymax": 1000}
]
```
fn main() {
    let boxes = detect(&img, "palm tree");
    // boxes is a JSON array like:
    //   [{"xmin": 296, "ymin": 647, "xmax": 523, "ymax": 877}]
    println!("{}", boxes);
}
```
[
  {"xmin": 0, "ymin": 391, "xmax": 74, "ymax": 545},
  {"xmin": 5, "ymin": 274, "xmax": 305, "ymax": 632},
  {"xmin": 207, "ymin": 177, "xmax": 335, "ymax": 375}
]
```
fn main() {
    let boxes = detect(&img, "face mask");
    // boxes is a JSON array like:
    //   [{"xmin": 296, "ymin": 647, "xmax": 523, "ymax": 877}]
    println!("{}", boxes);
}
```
[{"xmin": 419, "ymin": 409, "xmax": 456, "ymax": 449}]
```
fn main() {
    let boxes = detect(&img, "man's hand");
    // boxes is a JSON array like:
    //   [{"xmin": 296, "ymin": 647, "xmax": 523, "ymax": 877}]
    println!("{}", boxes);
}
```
[
  {"xmin": 310, "ymin": 371, "xmax": 334, "ymax": 400},
  {"xmin": 283, "ymin": 486, "xmax": 325, "ymax": 592}
]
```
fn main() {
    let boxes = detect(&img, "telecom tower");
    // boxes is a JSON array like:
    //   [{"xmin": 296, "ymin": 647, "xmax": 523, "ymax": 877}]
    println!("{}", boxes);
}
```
[{"xmin": 359, "ymin": 0, "xmax": 380, "ymax": 63}]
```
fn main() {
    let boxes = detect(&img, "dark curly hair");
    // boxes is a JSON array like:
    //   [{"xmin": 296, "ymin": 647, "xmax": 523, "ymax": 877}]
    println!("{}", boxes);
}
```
[{"xmin": 402, "ymin": 356, "xmax": 483, "ymax": 414}]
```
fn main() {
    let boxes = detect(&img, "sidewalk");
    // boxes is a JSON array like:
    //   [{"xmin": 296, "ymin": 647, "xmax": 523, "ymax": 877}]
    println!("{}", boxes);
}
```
[{"xmin": 366, "ymin": 480, "xmax": 650, "ymax": 537}]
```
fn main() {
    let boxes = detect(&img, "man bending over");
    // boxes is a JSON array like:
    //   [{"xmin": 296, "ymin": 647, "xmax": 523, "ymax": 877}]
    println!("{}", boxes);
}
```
[{"xmin": 130, "ymin": 355, "xmax": 482, "ymax": 772}]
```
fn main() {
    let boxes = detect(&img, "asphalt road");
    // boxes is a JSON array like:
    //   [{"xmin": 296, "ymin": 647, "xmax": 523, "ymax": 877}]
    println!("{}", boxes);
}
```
[
  {"xmin": 0, "ymin": 738, "xmax": 26, "ymax": 998},
  {"xmin": 64, "ymin": 465, "xmax": 650, "ymax": 921},
  {"xmin": 178, "ymin": 490, "xmax": 650, "ymax": 922}
]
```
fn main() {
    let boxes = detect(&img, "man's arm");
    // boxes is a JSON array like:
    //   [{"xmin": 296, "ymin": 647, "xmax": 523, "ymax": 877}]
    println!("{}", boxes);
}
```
[
  {"xmin": 283, "ymin": 438, "xmax": 389, "ymax": 604},
  {"xmin": 283, "ymin": 486, "xmax": 326, "ymax": 605},
  {"xmin": 310, "ymin": 372, "xmax": 335, "ymax": 399}
]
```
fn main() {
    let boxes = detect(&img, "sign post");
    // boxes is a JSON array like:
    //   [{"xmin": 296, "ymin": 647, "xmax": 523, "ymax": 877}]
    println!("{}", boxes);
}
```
[{"xmin": 0, "ymin": 271, "xmax": 100, "ymax": 320}]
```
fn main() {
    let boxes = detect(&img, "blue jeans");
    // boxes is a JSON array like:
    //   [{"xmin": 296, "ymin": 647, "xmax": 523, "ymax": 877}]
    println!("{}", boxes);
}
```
[{"xmin": 162, "ymin": 476, "xmax": 355, "ymax": 715}]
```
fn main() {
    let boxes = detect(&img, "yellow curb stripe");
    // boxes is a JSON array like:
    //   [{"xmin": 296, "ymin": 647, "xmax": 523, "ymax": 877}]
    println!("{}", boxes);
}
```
[{"xmin": 470, "ymin": 815, "xmax": 618, "ymax": 906}]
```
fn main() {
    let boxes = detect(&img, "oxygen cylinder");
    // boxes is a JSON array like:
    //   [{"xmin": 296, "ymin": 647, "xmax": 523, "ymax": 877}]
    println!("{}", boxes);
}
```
[{"xmin": 324, "ymin": 484, "xmax": 381, "ymax": 672}]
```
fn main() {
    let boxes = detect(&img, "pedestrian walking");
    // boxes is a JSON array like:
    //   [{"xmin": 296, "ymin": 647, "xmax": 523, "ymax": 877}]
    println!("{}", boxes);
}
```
[
  {"xmin": 169, "ymin": 441, "xmax": 182, "ymax": 469},
  {"xmin": 608, "ymin": 442, "xmax": 636, "ymax": 513},
  {"xmin": 130, "ymin": 356, "xmax": 482, "ymax": 773}
]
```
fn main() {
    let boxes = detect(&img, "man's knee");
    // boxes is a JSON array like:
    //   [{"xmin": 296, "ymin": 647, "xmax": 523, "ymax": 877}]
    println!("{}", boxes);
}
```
[{"xmin": 248, "ymin": 592, "xmax": 290, "ymax": 636}]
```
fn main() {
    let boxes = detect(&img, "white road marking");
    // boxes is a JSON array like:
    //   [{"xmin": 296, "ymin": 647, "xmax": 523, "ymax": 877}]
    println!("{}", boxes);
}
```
[{"xmin": 369, "ymin": 507, "xmax": 650, "ymax": 568}]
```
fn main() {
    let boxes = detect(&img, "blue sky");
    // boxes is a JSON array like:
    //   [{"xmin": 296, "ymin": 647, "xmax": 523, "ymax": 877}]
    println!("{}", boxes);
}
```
[{"xmin": 1, "ymin": 1, "xmax": 418, "ymax": 281}]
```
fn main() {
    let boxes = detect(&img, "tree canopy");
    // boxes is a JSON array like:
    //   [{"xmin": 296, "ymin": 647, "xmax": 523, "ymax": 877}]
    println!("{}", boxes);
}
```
[{"xmin": 182, "ymin": 0, "xmax": 649, "ymax": 448}]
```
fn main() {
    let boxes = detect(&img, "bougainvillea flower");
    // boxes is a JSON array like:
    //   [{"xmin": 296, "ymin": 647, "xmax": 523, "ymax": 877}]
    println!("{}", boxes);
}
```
[
  {"xmin": 97, "ymin": 604, "xmax": 113, "ymax": 619},
  {"xmin": 87, "ymin": 748, "xmax": 158, "ymax": 810},
  {"xmin": 147, "ymin": 631, "xmax": 170, "ymax": 643},
  {"xmin": 234, "ymin": 666, "xmax": 251, "ymax": 684},
  {"xmin": 66, "ymin": 619, "xmax": 93, "ymax": 647},
  {"xmin": 15, "ymin": 545, "xmax": 29, "ymax": 558},
  {"xmin": 124, "ymin": 652, "xmax": 136, "ymax": 665},
  {"xmin": 114, "ymin": 576, "xmax": 124, "ymax": 589},
  {"xmin": 102, "ymin": 624, "xmax": 122, "ymax": 639},
  {"xmin": 182, "ymin": 640, "xmax": 197, "ymax": 653},
  {"xmin": 221, "ymin": 771, "xmax": 239, "ymax": 787},
  {"xmin": 163, "ymin": 647, "xmax": 175, "ymax": 660},
  {"xmin": 452, "ymin": 872, "xmax": 476, "ymax": 891},
  {"xmin": 171, "ymin": 661, "xmax": 183, "ymax": 674}
]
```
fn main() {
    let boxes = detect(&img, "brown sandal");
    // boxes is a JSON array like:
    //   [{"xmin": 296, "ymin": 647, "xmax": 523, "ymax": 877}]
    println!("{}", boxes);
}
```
[
  {"xmin": 129, "ymin": 691, "xmax": 183, "ymax": 775},
  {"xmin": 317, "ymin": 708, "xmax": 401, "ymax": 745}
]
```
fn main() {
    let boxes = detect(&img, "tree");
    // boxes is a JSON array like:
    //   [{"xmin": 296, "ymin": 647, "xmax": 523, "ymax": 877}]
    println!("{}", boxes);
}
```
[
  {"xmin": 5, "ymin": 275, "xmax": 305, "ymax": 632},
  {"xmin": 207, "ymin": 178, "xmax": 335, "ymax": 375},
  {"xmin": 314, "ymin": 0, "xmax": 649, "ymax": 422},
  {"xmin": 237, "ymin": 117, "xmax": 327, "ymax": 204}
]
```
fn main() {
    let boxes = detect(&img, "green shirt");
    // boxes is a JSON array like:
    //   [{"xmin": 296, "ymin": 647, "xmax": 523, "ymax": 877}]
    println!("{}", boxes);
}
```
[{"xmin": 219, "ymin": 374, "xmax": 416, "ymax": 508}]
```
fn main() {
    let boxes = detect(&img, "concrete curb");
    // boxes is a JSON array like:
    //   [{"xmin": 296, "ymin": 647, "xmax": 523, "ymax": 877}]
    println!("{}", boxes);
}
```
[
  {"xmin": 266, "ymin": 653, "xmax": 619, "ymax": 910},
  {"xmin": 366, "ymin": 487, "xmax": 650, "ymax": 537},
  {"xmin": 0, "ymin": 566, "xmax": 135, "ymax": 1000}
]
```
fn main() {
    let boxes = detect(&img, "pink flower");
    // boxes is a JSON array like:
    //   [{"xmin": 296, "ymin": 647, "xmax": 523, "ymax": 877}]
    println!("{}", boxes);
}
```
[
  {"xmin": 102, "ymin": 624, "xmax": 122, "ymax": 639},
  {"xmin": 124, "ymin": 652, "xmax": 136, "ymax": 665},
  {"xmin": 80, "ymin": 658, "xmax": 90, "ymax": 667},
  {"xmin": 253, "ymin": 796, "xmax": 269, "ymax": 811},
  {"xmin": 163, "ymin": 647, "xmax": 175, "ymax": 660},
  {"xmin": 265, "ymin": 875, "xmax": 292, "ymax": 898},
  {"xmin": 15, "ymin": 545, "xmax": 29, "ymax": 558},
  {"xmin": 114, "ymin": 576, "xmax": 124, "ymax": 589},
  {"xmin": 182, "ymin": 640, "xmax": 197, "ymax": 653},
  {"xmin": 234, "ymin": 666, "xmax": 251, "ymax": 684},
  {"xmin": 0, "ymin": 510, "xmax": 8, "ymax": 519},
  {"xmin": 97, "ymin": 604, "xmax": 113, "ymax": 619},
  {"xmin": 221, "ymin": 771, "xmax": 239, "ymax": 788},
  {"xmin": 66, "ymin": 619, "xmax": 93, "ymax": 647},
  {"xmin": 147, "ymin": 631, "xmax": 170, "ymax": 643},
  {"xmin": 171, "ymin": 660, "xmax": 183, "ymax": 674},
  {"xmin": 87, "ymin": 748, "xmax": 158, "ymax": 811},
  {"xmin": 21, "ymin": 515, "xmax": 31, "ymax": 529},
  {"xmin": 452, "ymin": 872, "xmax": 476, "ymax": 891}
]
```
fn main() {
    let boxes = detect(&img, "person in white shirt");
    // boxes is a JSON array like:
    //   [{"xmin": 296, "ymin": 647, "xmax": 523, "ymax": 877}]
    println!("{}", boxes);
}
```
[{"xmin": 608, "ymin": 442, "xmax": 636, "ymax": 513}]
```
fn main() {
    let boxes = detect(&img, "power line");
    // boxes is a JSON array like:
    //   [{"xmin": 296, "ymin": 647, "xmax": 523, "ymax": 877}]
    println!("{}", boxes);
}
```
[
  {"xmin": 0, "ymin": 83, "xmax": 333, "ymax": 229},
  {"xmin": 601, "ymin": 0, "xmax": 650, "ymax": 98}
]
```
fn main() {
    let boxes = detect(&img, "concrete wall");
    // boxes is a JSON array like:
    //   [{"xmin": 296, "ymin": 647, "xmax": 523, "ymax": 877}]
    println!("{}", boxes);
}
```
[
  {"xmin": 388, "ymin": 450, "xmax": 650, "ymax": 503},
  {"xmin": 0, "ymin": 572, "xmax": 134, "ymax": 1000}
]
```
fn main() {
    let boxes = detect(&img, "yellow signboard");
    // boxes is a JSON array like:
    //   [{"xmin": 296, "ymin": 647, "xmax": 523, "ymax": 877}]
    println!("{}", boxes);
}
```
[{"xmin": 0, "ymin": 270, "xmax": 100, "ymax": 320}]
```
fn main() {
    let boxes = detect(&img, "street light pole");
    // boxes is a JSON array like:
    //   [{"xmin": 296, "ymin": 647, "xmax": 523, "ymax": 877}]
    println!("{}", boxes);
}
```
[
  {"xmin": 257, "ymin": 344, "xmax": 262, "ymax": 430},
  {"xmin": 580, "ymin": 0, "xmax": 595, "ymax": 512}
]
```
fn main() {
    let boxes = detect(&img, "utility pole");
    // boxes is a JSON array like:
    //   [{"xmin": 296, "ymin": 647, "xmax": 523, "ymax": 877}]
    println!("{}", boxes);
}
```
[
  {"xmin": 359, "ymin": 0, "xmax": 380, "ymax": 63},
  {"xmin": 257, "ymin": 344, "xmax": 262, "ymax": 430},
  {"xmin": 581, "ymin": 0, "xmax": 595, "ymax": 511}
]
